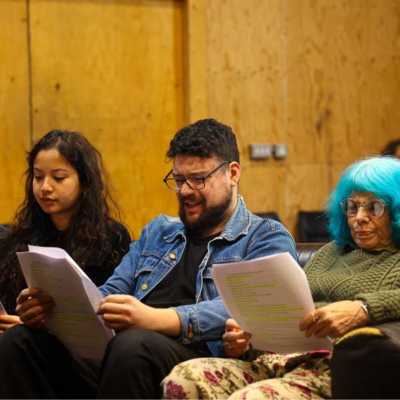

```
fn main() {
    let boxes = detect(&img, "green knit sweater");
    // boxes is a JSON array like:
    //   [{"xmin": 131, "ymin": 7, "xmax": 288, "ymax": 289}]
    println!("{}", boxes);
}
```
[{"xmin": 304, "ymin": 241, "xmax": 400, "ymax": 324}]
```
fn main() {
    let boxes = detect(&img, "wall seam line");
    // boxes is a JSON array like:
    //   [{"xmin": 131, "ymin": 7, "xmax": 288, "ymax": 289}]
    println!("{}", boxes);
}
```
[{"xmin": 26, "ymin": 0, "xmax": 33, "ymax": 146}]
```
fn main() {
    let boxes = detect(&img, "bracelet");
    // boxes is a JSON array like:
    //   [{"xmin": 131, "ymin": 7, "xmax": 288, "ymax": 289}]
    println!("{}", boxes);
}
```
[{"xmin": 359, "ymin": 301, "xmax": 369, "ymax": 317}]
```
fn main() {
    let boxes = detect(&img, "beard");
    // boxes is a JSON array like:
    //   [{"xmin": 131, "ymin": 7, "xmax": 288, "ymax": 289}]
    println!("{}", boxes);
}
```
[{"xmin": 178, "ymin": 188, "xmax": 233, "ymax": 236}]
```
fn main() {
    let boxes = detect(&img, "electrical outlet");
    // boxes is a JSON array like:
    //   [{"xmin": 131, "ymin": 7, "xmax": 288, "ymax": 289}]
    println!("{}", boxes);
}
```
[
  {"xmin": 273, "ymin": 144, "xmax": 288, "ymax": 160},
  {"xmin": 249, "ymin": 144, "xmax": 272, "ymax": 160}
]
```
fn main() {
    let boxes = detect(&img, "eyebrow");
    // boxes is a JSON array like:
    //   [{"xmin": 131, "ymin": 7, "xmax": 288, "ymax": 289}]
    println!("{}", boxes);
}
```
[
  {"xmin": 172, "ymin": 170, "xmax": 208, "ymax": 176},
  {"xmin": 33, "ymin": 168, "xmax": 69, "ymax": 173}
]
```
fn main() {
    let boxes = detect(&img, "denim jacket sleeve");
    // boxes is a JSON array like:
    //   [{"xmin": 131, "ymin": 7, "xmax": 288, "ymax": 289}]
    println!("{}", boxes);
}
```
[
  {"xmin": 99, "ymin": 240, "xmax": 140, "ymax": 296},
  {"xmin": 174, "ymin": 218, "xmax": 297, "ymax": 344}
]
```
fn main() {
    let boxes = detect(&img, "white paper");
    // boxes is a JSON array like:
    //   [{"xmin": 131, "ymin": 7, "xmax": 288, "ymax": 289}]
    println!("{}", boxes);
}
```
[
  {"xmin": 17, "ymin": 246, "xmax": 114, "ymax": 360},
  {"xmin": 212, "ymin": 252, "xmax": 331, "ymax": 353}
]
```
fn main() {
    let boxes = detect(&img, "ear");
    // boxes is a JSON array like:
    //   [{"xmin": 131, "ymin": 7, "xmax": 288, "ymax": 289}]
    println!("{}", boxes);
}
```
[{"xmin": 228, "ymin": 162, "xmax": 241, "ymax": 186}]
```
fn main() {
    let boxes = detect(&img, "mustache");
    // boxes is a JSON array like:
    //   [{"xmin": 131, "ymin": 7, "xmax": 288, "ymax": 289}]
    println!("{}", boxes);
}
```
[{"xmin": 178, "ymin": 193, "xmax": 203, "ymax": 205}]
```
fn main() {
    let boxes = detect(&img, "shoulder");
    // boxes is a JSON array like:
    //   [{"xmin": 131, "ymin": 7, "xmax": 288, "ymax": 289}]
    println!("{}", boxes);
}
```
[
  {"xmin": 105, "ymin": 219, "xmax": 131, "ymax": 248},
  {"xmin": 249, "ymin": 214, "xmax": 294, "ymax": 242},
  {"xmin": 107, "ymin": 219, "xmax": 130, "ymax": 236},
  {"xmin": 0, "ymin": 224, "xmax": 10, "ymax": 239},
  {"xmin": 141, "ymin": 214, "xmax": 183, "ymax": 237},
  {"xmin": 304, "ymin": 241, "xmax": 340, "ymax": 270},
  {"xmin": 244, "ymin": 214, "xmax": 297, "ymax": 259},
  {"xmin": 314, "ymin": 241, "xmax": 340, "ymax": 256}
]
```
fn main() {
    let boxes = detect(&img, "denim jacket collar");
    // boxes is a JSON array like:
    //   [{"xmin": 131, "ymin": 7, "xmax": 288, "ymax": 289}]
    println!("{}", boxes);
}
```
[{"xmin": 163, "ymin": 195, "xmax": 249, "ymax": 243}]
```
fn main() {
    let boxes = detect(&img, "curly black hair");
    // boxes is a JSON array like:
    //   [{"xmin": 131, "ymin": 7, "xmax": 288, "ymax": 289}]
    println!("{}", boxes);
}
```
[
  {"xmin": 382, "ymin": 139, "xmax": 400, "ymax": 156},
  {"xmin": 166, "ymin": 118, "xmax": 240, "ymax": 163},
  {"xmin": 0, "ymin": 130, "xmax": 129, "ymax": 313}
]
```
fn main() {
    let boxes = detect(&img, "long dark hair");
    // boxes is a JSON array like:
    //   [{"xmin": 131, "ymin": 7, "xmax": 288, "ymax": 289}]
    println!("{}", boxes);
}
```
[{"xmin": 0, "ymin": 130, "xmax": 125, "ymax": 310}]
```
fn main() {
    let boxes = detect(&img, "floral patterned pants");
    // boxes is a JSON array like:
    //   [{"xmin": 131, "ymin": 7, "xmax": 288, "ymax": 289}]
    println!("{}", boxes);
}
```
[{"xmin": 163, "ymin": 351, "xmax": 331, "ymax": 399}]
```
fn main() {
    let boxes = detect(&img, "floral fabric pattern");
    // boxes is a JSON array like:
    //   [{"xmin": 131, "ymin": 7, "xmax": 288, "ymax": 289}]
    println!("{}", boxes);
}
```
[{"xmin": 163, "ymin": 351, "xmax": 331, "ymax": 399}]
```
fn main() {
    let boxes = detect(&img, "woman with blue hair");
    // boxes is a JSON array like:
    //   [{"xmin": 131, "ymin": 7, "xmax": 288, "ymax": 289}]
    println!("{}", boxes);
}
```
[{"xmin": 162, "ymin": 156, "xmax": 400, "ymax": 399}]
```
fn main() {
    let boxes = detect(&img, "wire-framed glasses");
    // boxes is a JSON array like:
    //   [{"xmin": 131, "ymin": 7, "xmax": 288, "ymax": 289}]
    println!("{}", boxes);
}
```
[
  {"xmin": 163, "ymin": 161, "xmax": 229, "ymax": 191},
  {"xmin": 341, "ymin": 198, "xmax": 386, "ymax": 218}
]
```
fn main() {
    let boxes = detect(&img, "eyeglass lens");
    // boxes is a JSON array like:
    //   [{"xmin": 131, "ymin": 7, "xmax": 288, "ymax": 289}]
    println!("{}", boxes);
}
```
[{"xmin": 346, "ymin": 199, "xmax": 385, "ymax": 217}]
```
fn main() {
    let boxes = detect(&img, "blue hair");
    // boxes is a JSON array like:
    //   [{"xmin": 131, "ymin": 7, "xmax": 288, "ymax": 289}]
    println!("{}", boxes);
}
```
[{"xmin": 327, "ymin": 156, "xmax": 400, "ymax": 248}]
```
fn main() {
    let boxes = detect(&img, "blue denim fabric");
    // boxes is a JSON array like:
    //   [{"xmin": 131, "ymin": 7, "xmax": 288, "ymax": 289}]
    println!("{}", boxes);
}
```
[{"xmin": 100, "ymin": 196, "xmax": 297, "ymax": 355}]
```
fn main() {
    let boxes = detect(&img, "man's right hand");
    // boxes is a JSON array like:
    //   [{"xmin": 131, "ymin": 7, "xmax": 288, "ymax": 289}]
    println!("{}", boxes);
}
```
[{"xmin": 16, "ymin": 288, "xmax": 54, "ymax": 328}]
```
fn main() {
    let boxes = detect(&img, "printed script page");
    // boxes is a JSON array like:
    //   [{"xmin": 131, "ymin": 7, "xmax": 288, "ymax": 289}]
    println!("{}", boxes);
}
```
[
  {"xmin": 17, "ymin": 246, "xmax": 114, "ymax": 360},
  {"xmin": 212, "ymin": 252, "xmax": 331, "ymax": 353}
]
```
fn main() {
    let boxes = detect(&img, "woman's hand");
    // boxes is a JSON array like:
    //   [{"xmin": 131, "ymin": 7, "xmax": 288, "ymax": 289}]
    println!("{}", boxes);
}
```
[
  {"xmin": 299, "ymin": 300, "xmax": 369, "ymax": 338},
  {"xmin": 16, "ymin": 288, "xmax": 54, "ymax": 328},
  {"xmin": 0, "ymin": 314, "xmax": 21, "ymax": 334},
  {"xmin": 223, "ymin": 318, "xmax": 252, "ymax": 358}
]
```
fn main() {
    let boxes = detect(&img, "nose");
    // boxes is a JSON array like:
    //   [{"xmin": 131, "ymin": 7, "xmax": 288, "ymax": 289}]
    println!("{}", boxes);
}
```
[
  {"xmin": 354, "ymin": 205, "xmax": 369, "ymax": 221},
  {"xmin": 178, "ymin": 181, "xmax": 195, "ymax": 197},
  {"xmin": 40, "ymin": 177, "xmax": 53, "ymax": 193}
]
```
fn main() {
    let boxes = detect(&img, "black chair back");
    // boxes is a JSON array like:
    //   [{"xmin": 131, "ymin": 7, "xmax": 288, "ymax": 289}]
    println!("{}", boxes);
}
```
[{"xmin": 297, "ymin": 211, "xmax": 330, "ymax": 242}]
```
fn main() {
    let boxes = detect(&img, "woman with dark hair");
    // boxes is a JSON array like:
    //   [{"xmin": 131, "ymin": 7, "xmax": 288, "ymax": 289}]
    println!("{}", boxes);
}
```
[
  {"xmin": 0, "ymin": 130, "xmax": 131, "ymax": 333},
  {"xmin": 163, "ymin": 156, "xmax": 400, "ymax": 399}
]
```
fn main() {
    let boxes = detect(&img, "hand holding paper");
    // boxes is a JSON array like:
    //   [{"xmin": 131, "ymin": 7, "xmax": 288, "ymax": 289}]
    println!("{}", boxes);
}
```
[
  {"xmin": 212, "ymin": 252, "xmax": 331, "ymax": 353},
  {"xmin": 223, "ymin": 318, "xmax": 252, "ymax": 358},
  {"xmin": 299, "ymin": 300, "xmax": 369, "ymax": 338},
  {"xmin": 16, "ymin": 287, "xmax": 54, "ymax": 328},
  {"xmin": 17, "ymin": 245, "xmax": 115, "ymax": 360}
]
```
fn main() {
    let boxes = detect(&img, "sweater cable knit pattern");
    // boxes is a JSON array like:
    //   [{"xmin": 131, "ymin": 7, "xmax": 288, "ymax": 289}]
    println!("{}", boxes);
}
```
[{"xmin": 305, "ymin": 242, "xmax": 400, "ymax": 324}]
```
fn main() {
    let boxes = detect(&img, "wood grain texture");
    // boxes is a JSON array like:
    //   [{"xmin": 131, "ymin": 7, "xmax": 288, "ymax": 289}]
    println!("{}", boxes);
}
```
[
  {"xmin": 203, "ymin": 0, "xmax": 400, "ymax": 238},
  {"xmin": 184, "ymin": 0, "xmax": 208, "ymax": 121},
  {"xmin": 0, "ymin": 1, "xmax": 30, "ymax": 223},
  {"xmin": 29, "ymin": 0, "xmax": 184, "ymax": 236},
  {"xmin": 1, "ymin": 0, "xmax": 400, "ymax": 240}
]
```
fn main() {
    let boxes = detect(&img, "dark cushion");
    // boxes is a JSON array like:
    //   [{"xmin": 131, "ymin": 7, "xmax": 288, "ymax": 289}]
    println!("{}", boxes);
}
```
[
  {"xmin": 331, "ymin": 322, "xmax": 400, "ymax": 398},
  {"xmin": 297, "ymin": 211, "xmax": 330, "ymax": 242},
  {"xmin": 296, "ymin": 242, "xmax": 324, "ymax": 268}
]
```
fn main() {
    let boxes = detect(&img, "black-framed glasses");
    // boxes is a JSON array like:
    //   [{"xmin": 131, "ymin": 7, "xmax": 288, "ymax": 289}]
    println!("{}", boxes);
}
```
[
  {"xmin": 340, "ymin": 198, "xmax": 386, "ymax": 218},
  {"xmin": 163, "ymin": 161, "xmax": 229, "ymax": 191}
]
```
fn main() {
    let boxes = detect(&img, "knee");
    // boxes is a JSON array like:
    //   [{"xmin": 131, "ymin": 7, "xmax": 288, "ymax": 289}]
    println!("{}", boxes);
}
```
[
  {"xmin": 162, "ymin": 359, "xmax": 208, "ymax": 399},
  {"xmin": 0, "ymin": 324, "xmax": 32, "ymax": 352},
  {"xmin": 103, "ymin": 328, "xmax": 170, "ymax": 370},
  {"xmin": 107, "ymin": 328, "xmax": 165, "ymax": 358}
]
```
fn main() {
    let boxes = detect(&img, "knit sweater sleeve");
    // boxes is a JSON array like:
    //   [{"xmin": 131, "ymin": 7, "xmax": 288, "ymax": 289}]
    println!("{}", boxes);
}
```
[{"xmin": 355, "ymin": 288, "xmax": 400, "ymax": 324}]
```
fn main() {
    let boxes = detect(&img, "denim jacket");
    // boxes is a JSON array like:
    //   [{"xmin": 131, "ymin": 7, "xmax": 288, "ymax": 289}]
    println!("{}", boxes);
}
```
[{"xmin": 100, "ymin": 196, "xmax": 297, "ymax": 355}]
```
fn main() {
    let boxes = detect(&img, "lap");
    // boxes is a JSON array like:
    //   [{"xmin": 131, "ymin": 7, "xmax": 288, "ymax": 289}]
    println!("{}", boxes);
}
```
[{"xmin": 163, "ymin": 351, "xmax": 331, "ymax": 400}]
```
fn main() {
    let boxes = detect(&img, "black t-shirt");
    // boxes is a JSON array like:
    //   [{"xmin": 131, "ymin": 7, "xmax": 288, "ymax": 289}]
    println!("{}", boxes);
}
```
[{"xmin": 143, "ymin": 232, "xmax": 218, "ymax": 309}]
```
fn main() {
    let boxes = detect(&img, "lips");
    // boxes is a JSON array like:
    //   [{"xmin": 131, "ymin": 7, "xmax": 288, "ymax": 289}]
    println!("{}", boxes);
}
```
[
  {"xmin": 353, "ymin": 231, "xmax": 372, "ymax": 238},
  {"xmin": 40, "ymin": 198, "xmax": 56, "ymax": 205},
  {"xmin": 184, "ymin": 202, "xmax": 201, "ymax": 213}
]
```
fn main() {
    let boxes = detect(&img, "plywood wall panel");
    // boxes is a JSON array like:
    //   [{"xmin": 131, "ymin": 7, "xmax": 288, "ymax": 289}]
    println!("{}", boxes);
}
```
[
  {"xmin": 204, "ymin": 0, "xmax": 288, "ymax": 228},
  {"xmin": 1, "ymin": 0, "xmax": 400, "ymax": 240},
  {"xmin": 29, "ymin": 0, "xmax": 184, "ymax": 236},
  {"xmin": 202, "ymin": 0, "xmax": 400, "ymax": 238},
  {"xmin": 0, "ymin": 1, "xmax": 30, "ymax": 223}
]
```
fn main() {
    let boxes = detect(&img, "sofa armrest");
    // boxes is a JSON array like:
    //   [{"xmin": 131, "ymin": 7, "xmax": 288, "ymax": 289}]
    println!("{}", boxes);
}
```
[{"xmin": 296, "ymin": 242, "xmax": 325, "ymax": 268}]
